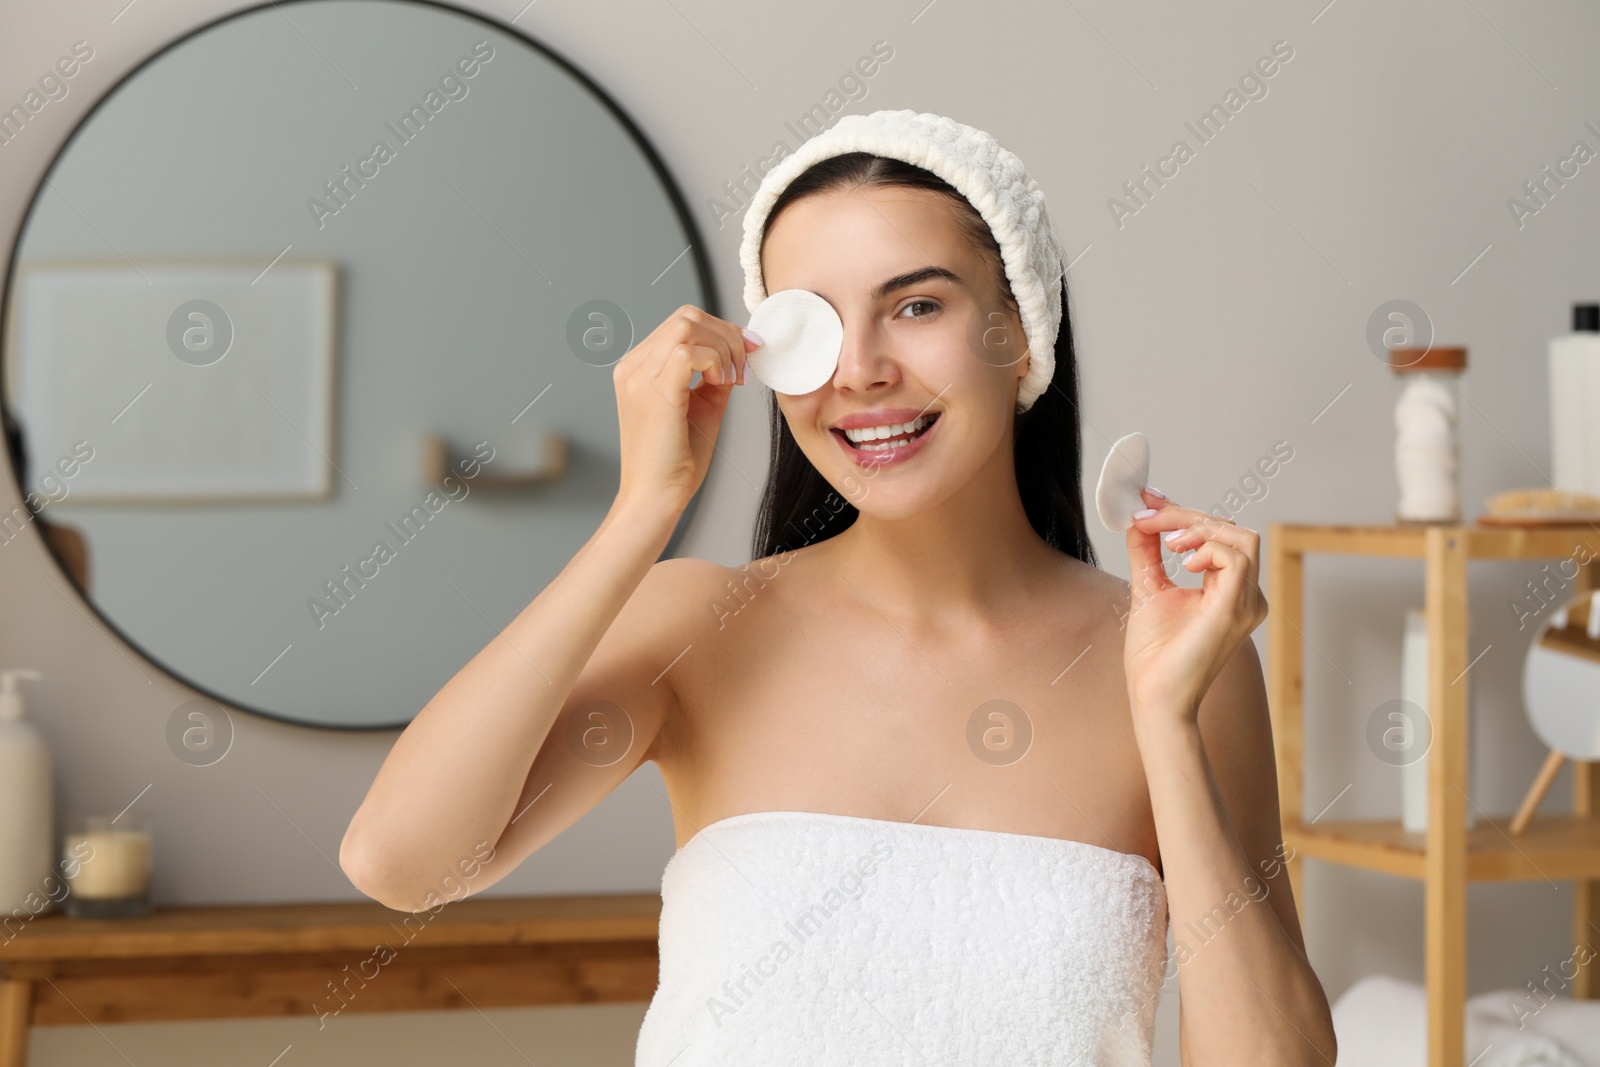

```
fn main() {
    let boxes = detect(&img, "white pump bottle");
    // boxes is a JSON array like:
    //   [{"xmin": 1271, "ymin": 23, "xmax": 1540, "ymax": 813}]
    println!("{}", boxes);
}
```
[{"xmin": 0, "ymin": 669, "xmax": 53, "ymax": 914}]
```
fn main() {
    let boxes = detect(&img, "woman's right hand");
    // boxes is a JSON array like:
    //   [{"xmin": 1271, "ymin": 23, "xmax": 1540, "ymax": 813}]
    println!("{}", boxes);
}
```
[{"xmin": 612, "ymin": 304, "xmax": 761, "ymax": 514}]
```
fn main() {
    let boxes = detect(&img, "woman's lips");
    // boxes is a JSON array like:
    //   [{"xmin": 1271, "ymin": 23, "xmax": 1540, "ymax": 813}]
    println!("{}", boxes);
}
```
[{"xmin": 830, "ymin": 413, "xmax": 941, "ymax": 468}]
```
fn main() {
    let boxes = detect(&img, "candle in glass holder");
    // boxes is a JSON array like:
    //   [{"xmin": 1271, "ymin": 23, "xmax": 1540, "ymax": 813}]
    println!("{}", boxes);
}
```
[{"xmin": 63, "ymin": 814, "xmax": 151, "ymax": 918}]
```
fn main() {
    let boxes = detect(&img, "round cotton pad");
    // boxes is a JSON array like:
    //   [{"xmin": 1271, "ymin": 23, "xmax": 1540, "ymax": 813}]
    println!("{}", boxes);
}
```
[
  {"xmin": 1095, "ymin": 432, "xmax": 1151, "ymax": 533},
  {"xmin": 744, "ymin": 289, "xmax": 843, "ymax": 395}
]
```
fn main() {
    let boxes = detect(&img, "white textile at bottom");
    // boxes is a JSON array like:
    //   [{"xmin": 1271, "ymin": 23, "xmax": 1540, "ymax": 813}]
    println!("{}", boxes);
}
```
[
  {"xmin": 634, "ymin": 809, "xmax": 1170, "ymax": 1067},
  {"xmin": 1332, "ymin": 973, "xmax": 1600, "ymax": 1067}
]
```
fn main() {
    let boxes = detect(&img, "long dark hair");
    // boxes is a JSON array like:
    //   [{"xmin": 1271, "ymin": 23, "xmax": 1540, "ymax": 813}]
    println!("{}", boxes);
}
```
[{"xmin": 749, "ymin": 152, "xmax": 1098, "ymax": 569}]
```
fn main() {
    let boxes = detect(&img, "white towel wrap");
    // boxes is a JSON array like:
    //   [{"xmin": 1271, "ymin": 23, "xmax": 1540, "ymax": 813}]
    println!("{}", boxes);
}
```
[{"xmin": 635, "ymin": 809, "xmax": 1169, "ymax": 1066}]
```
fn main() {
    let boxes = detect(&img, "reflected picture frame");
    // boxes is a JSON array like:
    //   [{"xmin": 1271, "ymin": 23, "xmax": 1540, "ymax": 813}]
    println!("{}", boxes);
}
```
[{"xmin": 5, "ymin": 257, "xmax": 337, "ymax": 504}]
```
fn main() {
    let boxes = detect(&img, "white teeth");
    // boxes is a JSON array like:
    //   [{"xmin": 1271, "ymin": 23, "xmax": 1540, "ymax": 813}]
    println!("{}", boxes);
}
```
[{"xmin": 843, "ymin": 414, "xmax": 934, "ymax": 444}]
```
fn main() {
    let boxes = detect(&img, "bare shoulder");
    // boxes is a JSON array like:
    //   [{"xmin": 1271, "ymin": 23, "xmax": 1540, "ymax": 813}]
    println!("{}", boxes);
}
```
[
  {"xmin": 641, "ymin": 554, "xmax": 735, "ymax": 598},
  {"xmin": 1062, "ymin": 552, "xmax": 1130, "ymax": 599},
  {"xmin": 639, "ymin": 544, "xmax": 835, "ymax": 646},
  {"xmin": 633, "ymin": 555, "xmax": 744, "ymax": 640},
  {"xmin": 1051, "ymin": 551, "xmax": 1133, "ymax": 639}
]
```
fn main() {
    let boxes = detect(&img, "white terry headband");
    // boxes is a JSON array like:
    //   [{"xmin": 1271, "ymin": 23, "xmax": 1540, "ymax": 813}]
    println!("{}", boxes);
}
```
[{"xmin": 738, "ymin": 108, "xmax": 1068, "ymax": 413}]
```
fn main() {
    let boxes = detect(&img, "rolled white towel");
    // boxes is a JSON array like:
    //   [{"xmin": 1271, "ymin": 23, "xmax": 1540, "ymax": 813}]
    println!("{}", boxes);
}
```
[
  {"xmin": 1330, "ymin": 975, "xmax": 1596, "ymax": 1067},
  {"xmin": 1330, "ymin": 974, "xmax": 1427, "ymax": 1067},
  {"xmin": 1477, "ymin": 1035, "xmax": 1584, "ymax": 1067},
  {"xmin": 1467, "ymin": 988, "xmax": 1598, "ymax": 1067}
]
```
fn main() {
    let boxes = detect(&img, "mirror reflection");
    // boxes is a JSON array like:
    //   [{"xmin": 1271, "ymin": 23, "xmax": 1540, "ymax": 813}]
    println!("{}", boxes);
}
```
[
  {"xmin": 1524, "ymin": 589, "xmax": 1600, "ymax": 762},
  {"xmin": 0, "ymin": 0, "xmax": 713, "ymax": 728}
]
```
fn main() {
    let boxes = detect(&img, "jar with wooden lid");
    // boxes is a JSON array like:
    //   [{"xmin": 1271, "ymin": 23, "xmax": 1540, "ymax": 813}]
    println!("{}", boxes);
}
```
[{"xmin": 1387, "ymin": 345, "xmax": 1468, "ymax": 524}]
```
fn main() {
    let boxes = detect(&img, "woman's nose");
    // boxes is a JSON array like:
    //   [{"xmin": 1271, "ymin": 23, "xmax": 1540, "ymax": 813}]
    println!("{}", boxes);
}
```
[{"xmin": 830, "ymin": 320, "xmax": 896, "ymax": 393}]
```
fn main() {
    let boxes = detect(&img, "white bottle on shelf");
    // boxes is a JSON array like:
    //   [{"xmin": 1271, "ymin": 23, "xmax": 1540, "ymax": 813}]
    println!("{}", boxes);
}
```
[
  {"xmin": 1549, "ymin": 303, "xmax": 1600, "ymax": 494},
  {"xmin": 0, "ymin": 669, "xmax": 53, "ymax": 914},
  {"xmin": 1400, "ymin": 611, "xmax": 1478, "ymax": 832}
]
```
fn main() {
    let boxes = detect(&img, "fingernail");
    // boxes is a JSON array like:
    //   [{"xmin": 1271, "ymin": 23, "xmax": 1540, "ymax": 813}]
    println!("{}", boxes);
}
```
[
  {"xmin": 1145, "ymin": 485, "xmax": 1166, "ymax": 499},
  {"xmin": 741, "ymin": 327, "xmax": 765, "ymax": 347},
  {"xmin": 1133, "ymin": 508, "xmax": 1157, "ymax": 519},
  {"xmin": 1163, "ymin": 529, "xmax": 1183, "ymax": 544}
]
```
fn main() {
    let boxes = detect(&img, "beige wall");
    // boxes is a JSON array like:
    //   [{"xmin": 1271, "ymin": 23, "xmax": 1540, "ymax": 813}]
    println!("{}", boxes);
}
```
[{"xmin": 2, "ymin": 0, "xmax": 1594, "ymax": 1062}]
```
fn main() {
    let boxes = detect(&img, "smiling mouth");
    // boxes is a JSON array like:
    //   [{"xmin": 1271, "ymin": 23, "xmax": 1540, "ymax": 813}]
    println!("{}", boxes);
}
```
[{"xmin": 832, "ymin": 412, "xmax": 940, "ymax": 453}]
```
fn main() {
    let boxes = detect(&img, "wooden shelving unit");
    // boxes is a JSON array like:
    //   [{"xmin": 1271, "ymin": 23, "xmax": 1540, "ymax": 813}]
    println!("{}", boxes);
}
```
[
  {"xmin": 1267, "ymin": 522, "xmax": 1600, "ymax": 1067},
  {"xmin": 0, "ymin": 892, "xmax": 661, "ymax": 1067}
]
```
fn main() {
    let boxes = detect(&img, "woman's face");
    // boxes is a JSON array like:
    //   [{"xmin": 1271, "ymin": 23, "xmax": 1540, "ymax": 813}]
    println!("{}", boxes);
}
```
[{"xmin": 760, "ymin": 184, "xmax": 1030, "ymax": 519}]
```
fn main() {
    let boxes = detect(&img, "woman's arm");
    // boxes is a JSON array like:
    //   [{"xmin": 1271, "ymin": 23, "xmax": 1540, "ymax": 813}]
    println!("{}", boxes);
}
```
[
  {"xmin": 1122, "ymin": 487, "xmax": 1336, "ymax": 1065},
  {"xmin": 338, "ymin": 495, "xmax": 682, "ymax": 911},
  {"xmin": 1138, "ymin": 641, "xmax": 1334, "ymax": 1065},
  {"xmin": 339, "ymin": 305, "xmax": 757, "ymax": 911}
]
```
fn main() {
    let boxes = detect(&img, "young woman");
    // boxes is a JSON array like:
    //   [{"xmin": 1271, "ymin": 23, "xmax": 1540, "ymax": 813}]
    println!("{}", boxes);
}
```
[{"xmin": 342, "ymin": 110, "xmax": 1335, "ymax": 1065}]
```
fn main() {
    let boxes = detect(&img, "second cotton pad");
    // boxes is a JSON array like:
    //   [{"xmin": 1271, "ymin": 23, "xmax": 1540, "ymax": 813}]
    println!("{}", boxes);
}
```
[
  {"xmin": 745, "ymin": 289, "xmax": 843, "ymax": 395},
  {"xmin": 1095, "ymin": 431, "xmax": 1151, "ymax": 532}
]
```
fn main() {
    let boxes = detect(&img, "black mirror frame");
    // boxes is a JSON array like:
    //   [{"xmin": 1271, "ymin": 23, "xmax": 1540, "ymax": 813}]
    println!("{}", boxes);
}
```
[{"xmin": 0, "ymin": 0, "xmax": 722, "ymax": 731}]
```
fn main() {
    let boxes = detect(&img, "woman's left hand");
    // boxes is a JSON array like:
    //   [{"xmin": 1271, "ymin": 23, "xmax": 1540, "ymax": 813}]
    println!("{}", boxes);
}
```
[{"xmin": 1122, "ymin": 487, "xmax": 1268, "ymax": 725}]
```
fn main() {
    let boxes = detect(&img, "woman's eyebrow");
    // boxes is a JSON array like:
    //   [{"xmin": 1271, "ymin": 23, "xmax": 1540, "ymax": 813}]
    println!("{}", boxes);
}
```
[{"xmin": 873, "ymin": 265, "xmax": 962, "ymax": 300}]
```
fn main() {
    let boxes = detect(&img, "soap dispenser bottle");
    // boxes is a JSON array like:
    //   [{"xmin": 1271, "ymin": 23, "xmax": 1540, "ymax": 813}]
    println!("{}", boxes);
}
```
[
  {"xmin": 0, "ymin": 669, "xmax": 53, "ymax": 914},
  {"xmin": 1550, "ymin": 303, "xmax": 1600, "ymax": 494}
]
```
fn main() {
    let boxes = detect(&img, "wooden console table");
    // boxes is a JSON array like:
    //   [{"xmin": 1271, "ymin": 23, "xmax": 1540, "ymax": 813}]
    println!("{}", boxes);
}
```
[
  {"xmin": 1267, "ymin": 522, "xmax": 1600, "ymax": 1067},
  {"xmin": 0, "ymin": 892, "xmax": 660, "ymax": 1067}
]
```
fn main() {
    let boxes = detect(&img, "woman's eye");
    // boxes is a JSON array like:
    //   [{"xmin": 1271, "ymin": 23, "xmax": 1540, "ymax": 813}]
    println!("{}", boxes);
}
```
[{"xmin": 899, "ymin": 299, "xmax": 940, "ymax": 318}]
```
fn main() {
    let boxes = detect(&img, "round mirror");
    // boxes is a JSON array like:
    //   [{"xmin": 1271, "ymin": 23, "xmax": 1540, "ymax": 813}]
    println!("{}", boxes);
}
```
[
  {"xmin": 0, "ymin": 0, "xmax": 716, "ymax": 729},
  {"xmin": 1523, "ymin": 590, "xmax": 1600, "ymax": 760}
]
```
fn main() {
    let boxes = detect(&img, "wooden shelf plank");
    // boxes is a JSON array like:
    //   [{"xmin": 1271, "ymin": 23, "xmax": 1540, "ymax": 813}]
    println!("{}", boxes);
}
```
[
  {"xmin": 1274, "ymin": 522, "xmax": 1600, "ymax": 561},
  {"xmin": 0, "ymin": 893, "xmax": 661, "ymax": 963},
  {"xmin": 26, "ymin": 943, "xmax": 661, "ymax": 1025},
  {"xmin": 1285, "ymin": 815, "xmax": 1600, "ymax": 882},
  {"xmin": 1277, "ymin": 524, "xmax": 1430, "ymax": 557}
]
